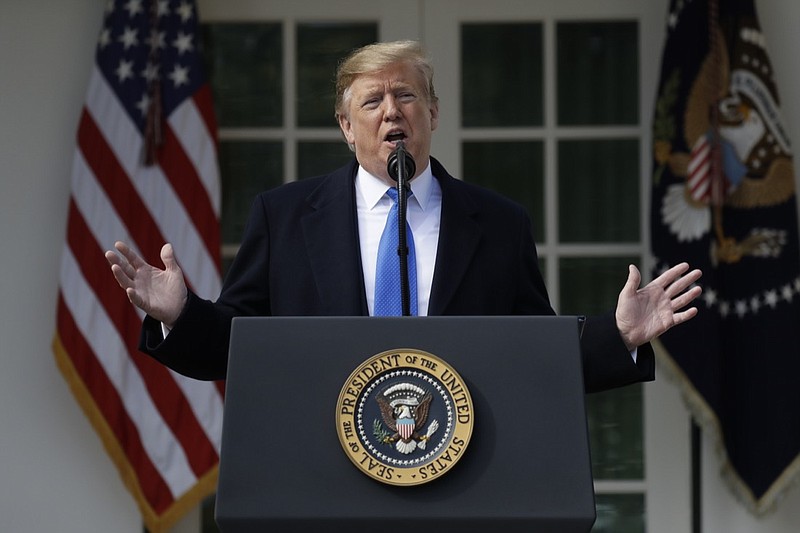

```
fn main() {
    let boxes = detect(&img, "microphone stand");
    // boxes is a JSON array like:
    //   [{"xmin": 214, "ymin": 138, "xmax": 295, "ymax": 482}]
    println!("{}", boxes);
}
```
[{"xmin": 387, "ymin": 141, "xmax": 416, "ymax": 316}]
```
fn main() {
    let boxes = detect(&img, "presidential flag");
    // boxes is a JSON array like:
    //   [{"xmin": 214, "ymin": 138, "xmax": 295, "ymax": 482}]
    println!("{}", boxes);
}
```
[
  {"xmin": 53, "ymin": 1, "xmax": 223, "ymax": 531},
  {"xmin": 651, "ymin": 0, "xmax": 800, "ymax": 514}
]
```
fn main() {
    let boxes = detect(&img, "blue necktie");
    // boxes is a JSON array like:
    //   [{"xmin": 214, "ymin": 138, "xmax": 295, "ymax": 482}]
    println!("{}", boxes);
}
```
[{"xmin": 374, "ymin": 188, "xmax": 417, "ymax": 316}]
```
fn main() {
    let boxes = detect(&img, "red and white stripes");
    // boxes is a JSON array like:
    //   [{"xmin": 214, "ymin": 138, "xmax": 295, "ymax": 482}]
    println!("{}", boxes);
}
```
[{"xmin": 55, "ymin": 57, "xmax": 223, "ymax": 530}]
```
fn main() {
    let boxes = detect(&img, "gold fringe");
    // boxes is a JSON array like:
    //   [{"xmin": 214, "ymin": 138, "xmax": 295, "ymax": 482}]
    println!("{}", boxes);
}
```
[
  {"xmin": 53, "ymin": 333, "xmax": 219, "ymax": 532},
  {"xmin": 654, "ymin": 338, "xmax": 800, "ymax": 515}
]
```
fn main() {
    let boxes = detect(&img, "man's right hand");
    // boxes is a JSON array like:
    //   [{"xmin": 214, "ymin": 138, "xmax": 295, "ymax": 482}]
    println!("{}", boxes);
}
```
[{"xmin": 105, "ymin": 241, "xmax": 188, "ymax": 328}]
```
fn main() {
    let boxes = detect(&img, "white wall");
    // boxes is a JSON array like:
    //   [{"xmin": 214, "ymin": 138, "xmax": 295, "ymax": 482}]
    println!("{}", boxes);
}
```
[
  {"xmin": 0, "ymin": 1, "xmax": 141, "ymax": 531},
  {"xmin": 0, "ymin": 2, "xmax": 198, "ymax": 531},
  {"xmin": 1, "ymin": 1, "xmax": 798, "ymax": 532},
  {"xmin": 0, "ymin": 2, "xmax": 200, "ymax": 531}
]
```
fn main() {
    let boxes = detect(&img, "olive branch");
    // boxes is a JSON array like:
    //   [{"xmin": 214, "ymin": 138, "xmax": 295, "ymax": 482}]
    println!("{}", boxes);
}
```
[{"xmin": 373, "ymin": 419, "xmax": 393, "ymax": 445}]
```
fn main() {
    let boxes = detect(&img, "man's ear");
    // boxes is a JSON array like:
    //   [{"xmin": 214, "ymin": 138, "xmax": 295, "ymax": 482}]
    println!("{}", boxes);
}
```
[
  {"xmin": 430, "ymin": 101, "xmax": 440, "ymax": 132},
  {"xmin": 338, "ymin": 114, "xmax": 355, "ymax": 145}
]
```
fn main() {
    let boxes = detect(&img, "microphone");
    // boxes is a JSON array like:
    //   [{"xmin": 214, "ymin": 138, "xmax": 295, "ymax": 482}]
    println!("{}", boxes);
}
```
[
  {"xmin": 385, "ymin": 141, "xmax": 415, "ymax": 316},
  {"xmin": 387, "ymin": 141, "xmax": 416, "ymax": 183}
]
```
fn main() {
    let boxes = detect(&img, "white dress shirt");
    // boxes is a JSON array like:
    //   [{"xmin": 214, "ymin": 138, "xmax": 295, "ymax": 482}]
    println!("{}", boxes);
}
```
[{"xmin": 355, "ymin": 162, "xmax": 442, "ymax": 316}]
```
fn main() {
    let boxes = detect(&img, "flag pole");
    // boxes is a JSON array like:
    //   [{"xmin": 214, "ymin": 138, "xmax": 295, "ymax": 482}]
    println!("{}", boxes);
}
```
[
  {"xmin": 691, "ymin": 2, "xmax": 720, "ymax": 530},
  {"xmin": 692, "ymin": 420, "xmax": 702, "ymax": 533}
]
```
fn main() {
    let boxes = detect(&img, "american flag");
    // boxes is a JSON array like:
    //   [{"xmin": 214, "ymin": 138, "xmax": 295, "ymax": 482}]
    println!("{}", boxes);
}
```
[{"xmin": 53, "ymin": 1, "xmax": 223, "ymax": 531}]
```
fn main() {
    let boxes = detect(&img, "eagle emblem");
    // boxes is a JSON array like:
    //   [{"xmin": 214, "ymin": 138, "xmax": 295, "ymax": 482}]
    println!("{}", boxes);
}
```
[
  {"xmin": 653, "ymin": 25, "xmax": 795, "ymax": 264},
  {"xmin": 374, "ymin": 383, "xmax": 440, "ymax": 455},
  {"xmin": 336, "ymin": 349, "xmax": 473, "ymax": 485}
]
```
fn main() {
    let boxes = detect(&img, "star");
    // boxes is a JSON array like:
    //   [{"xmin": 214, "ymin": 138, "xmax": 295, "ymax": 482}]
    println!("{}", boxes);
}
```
[
  {"xmin": 173, "ymin": 31, "xmax": 194, "ymax": 55},
  {"xmin": 118, "ymin": 26, "xmax": 139, "ymax": 50},
  {"xmin": 157, "ymin": 0, "xmax": 170, "ymax": 17},
  {"xmin": 782, "ymin": 284, "xmax": 794, "ymax": 302},
  {"xmin": 750, "ymin": 295, "xmax": 761, "ymax": 313},
  {"xmin": 98, "ymin": 28, "xmax": 111, "ymax": 48},
  {"xmin": 668, "ymin": 13, "xmax": 678, "ymax": 29},
  {"xmin": 168, "ymin": 64, "xmax": 190, "ymax": 87},
  {"xmin": 124, "ymin": 0, "xmax": 143, "ymax": 18},
  {"xmin": 703, "ymin": 287, "xmax": 718, "ymax": 307},
  {"xmin": 141, "ymin": 62, "xmax": 159, "ymax": 82},
  {"xmin": 735, "ymin": 300, "xmax": 748, "ymax": 318},
  {"xmin": 176, "ymin": 1, "xmax": 194, "ymax": 22},
  {"xmin": 764, "ymin": 289, "xmax": 779, "ymax": 308},
  {"xmin": 115, "ymin": 59, "xmax": 134, "ymax": 82},
  {"xmin": 148, "ymin": 30, "xmax": 166, "ymax": 50},
  {"xmin": 136, "ymin": 93, "xmax": 150, "ymax": 116},
  {"xmin": 719, "ymin": 301, "xmax": 730, "ymax": 317}
]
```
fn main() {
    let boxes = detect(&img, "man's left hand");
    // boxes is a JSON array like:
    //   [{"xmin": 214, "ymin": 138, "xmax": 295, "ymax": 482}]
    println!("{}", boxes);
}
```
[{"xmin": 615, "ymin": 262, "xmax": 703, "ymax": 351}]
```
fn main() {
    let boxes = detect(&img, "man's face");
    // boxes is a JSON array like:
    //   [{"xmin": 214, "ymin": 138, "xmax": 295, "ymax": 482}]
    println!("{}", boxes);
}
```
[{"xmin": 338, "ymin": 61, "xmax": 439, "ymax": 185}]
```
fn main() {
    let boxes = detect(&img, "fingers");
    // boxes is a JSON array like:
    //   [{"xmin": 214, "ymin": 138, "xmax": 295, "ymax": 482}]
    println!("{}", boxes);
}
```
[
  {"xmin": 106, "ymin": 241, "xmax": 174, "ymax": 273},
  {"xmin": 104, "ymin": 248, "xmax": 122, "ymax": 269},
  {"xmin": 105, "ymin": 240, "xmax": 174, "ymax": 289},
  {"xmin": 622, "ymin": 264, "xmax": 642, "ymax": 295},
  {"xmin": 105, "ymin": 242, "xmax": 136, "ymax": 284},
  {"xmin": 113, "ymin": 240, "xmax": 143, "ymax": 268},
  {"xmin": 652, "ymin": 262, "xmax": 702, "ymax": 298},
  {"xmin": 672, "ymin": 305, "xmax": 698, "ymax": 326},
  {"xmin": 670, "ymin": 284, "xmax": 702, "ymax": 311},
  {"xmin": 125, "ymin": 286, "xmax": 146, "ymax": 310},
  {"xmin": 659, "ymin": 264, "xmax": 702, "ymax": 321},
  {"xmin": 160, "ymin": 242, "xmax": 179, "ymax": 272},
  {"xmin": 653, "ymin": 262, "xmax": 690, "ymax": 286},
  {"xmin": 665, "ymin": 267, "xmax": 703, "ymax": 300},
  {"xmin": 107, "ymin": 262, "xmax": 133, "ymax": 291}
]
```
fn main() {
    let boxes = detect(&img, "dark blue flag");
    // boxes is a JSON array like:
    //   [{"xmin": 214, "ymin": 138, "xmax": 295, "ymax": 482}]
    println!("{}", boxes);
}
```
[{"xmin": 651, "ymin": 0, "xmax": 800, "ymax": 514}]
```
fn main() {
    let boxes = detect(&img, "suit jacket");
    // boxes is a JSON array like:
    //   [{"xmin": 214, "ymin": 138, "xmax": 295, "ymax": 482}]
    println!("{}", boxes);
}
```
[{"xmin": 141, "ymin": 157, "xmax": 654, "ymax": 392}]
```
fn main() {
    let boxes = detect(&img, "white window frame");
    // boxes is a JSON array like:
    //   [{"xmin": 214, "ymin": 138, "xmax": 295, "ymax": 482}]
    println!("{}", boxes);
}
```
[{"xmin": 186, "ymin": 2, "xmax": 693, "ymax": 533}]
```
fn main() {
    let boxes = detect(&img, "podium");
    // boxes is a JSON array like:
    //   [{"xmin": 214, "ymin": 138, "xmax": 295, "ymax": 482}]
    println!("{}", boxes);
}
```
[{"xmin": 216, "ymin": 316, "xmax": 595, "ymax": 532}]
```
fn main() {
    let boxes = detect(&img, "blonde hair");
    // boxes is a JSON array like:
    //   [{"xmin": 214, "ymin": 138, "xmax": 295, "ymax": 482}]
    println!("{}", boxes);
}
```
[{"xmin": 334, "ymin": 40, "xmax": 437, "ymax": 120}]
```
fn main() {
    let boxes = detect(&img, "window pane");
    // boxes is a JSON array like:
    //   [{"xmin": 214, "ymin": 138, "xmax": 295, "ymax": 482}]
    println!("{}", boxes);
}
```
[
  {"xmin": 462, "ymin": 141, "xmax": 544, "ymax": 242},
  {"xmin": 558, "ymin": 139, "xmax": 639, "ymax": 243},
  {"xmin": 296, "ymin": 23, "xmax": 378, "ymax": 127},
  {"xmin": 219, "ymin": 141, "xmax": 284, "ymax": 244},
  {"xmin": 202, "ymin": 23, "xmax": 283, "ymax": 127},
  {"xmin": 587, "ymin": 385, "xmax": 644, "ymax": 479},
  {"xmin": 297, "ymin": 141, "xmax": 355, "ymax": 179},
  {"xmin": 557, "ymin": 21, "xmax": 638, "ymax": 126},
  {"xmin": 461, "ymin": 23, "xmax": 543, "ymax": 127},
  {"xmin": 559, "ymin": 256, "xmax": 643, "ymax": 480},
  {"xmin": 592, "ymin": 493, "xmax": 645, "ymax": 533},
  {"xmin": 559, "ymin": 256, "xmax": 635, "ymax": 315}
]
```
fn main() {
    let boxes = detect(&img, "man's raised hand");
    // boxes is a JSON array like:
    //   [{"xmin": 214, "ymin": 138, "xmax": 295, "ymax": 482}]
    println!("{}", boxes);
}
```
[{"xmin": 105, "ymin": 241, "xmax": 188, "ymax": 327}]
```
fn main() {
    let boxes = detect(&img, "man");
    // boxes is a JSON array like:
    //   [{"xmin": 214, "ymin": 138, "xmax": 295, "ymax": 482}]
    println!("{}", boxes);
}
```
[{"xmin": 106, "ymin": 40, "xmax": 702, "ymax": 392}]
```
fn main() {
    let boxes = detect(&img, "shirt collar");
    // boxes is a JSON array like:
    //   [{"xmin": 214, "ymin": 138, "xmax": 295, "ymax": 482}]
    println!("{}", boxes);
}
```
[{"xmin": 355, "ymin": 160, "xmax": 434, "ymax": 211}]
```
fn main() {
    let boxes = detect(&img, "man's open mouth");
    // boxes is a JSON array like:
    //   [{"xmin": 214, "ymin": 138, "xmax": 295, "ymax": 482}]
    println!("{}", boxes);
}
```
[{"xmin": 385, "ymin": 131, "xmax": 406, "ymax": 144}]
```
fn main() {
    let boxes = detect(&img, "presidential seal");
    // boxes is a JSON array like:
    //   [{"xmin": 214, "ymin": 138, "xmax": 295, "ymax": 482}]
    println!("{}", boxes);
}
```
[{"xmin": 336, "ymin": 349, "xmax": 474, "ymax": 486}]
